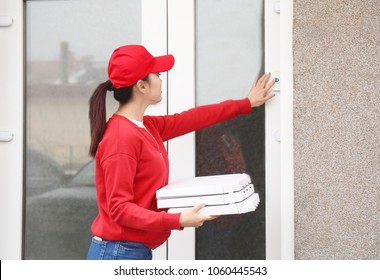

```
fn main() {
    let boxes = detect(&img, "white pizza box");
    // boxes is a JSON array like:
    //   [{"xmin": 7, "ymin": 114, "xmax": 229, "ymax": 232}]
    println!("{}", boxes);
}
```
[
  {"xmin": 157, "ymin": 183, "xmax": 255, "ymax": 208},
  {"xmin": 168, "ymin": 193, "xmax": 260, "ymax": 216},
  {"xmin": 156, "ymin": 173, "xmax": 251, "ymax": 199}
]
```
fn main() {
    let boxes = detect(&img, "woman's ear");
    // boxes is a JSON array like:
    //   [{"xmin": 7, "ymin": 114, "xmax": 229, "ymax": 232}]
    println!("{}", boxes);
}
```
[{"xmin": 135, "ymin": 79, "xmax": 148, "ymax": 93}]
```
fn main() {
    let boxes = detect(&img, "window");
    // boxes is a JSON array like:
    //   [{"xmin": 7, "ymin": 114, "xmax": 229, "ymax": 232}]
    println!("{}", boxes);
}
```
[
  {"xmin": 195, "ymin": 0, "xmax": 265, "ymax": 259},
  {"xmin": 24, "ymin": 0, "xmax": 141, "ymax": 259}
]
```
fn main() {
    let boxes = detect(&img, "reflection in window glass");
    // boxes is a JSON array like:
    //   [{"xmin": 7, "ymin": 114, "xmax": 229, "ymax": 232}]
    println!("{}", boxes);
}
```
[
  {"xmin": 24, "ymin": 0, "xmax": 141, "ymax": 259},
  {"xmin": 196, "ymin": 0, "xmax": 265, "ymax": 259}
]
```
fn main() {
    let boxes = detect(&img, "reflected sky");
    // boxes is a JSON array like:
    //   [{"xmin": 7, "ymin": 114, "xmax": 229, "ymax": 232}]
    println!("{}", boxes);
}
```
[{"xmin": 26, "ymin": 0, "xmax": 141, "ymax": 61}]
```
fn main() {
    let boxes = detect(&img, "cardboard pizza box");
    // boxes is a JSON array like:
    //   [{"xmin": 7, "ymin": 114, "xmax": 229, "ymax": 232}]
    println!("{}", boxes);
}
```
[
  {"xmin": 156, "ymin": 173, "xmax": 260, "ymax": 215},
  {"xmin": 167, "ymin": 193, "xmax": 260, "ymax": 216},
  {"xmin": 156, "ymin": 173, "xmax": 251, "ymax": 199},
  {"xmin": 157, "ymin": 183, "xmax": 255, "ymax": 208}
]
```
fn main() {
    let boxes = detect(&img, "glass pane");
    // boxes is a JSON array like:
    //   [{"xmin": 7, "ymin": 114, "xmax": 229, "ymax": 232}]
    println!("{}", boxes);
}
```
[
  {"xmin": 24, "ymin": 0, "xmax": 141, "ymax": 259},
  {"xmin": 195, "ymin": 0, "xmax": 265, "ymax": 259}
]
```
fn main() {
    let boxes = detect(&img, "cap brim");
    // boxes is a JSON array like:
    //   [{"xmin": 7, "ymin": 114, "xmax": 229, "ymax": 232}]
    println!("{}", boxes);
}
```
[{"xmin": 150, "ymin": 54, "xmax": 175, "ymax": 73}]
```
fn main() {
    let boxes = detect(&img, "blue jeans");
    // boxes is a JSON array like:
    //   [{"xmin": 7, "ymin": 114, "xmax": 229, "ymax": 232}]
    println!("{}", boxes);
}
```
[{"xmin": 86, "ymin": 237, "xmax": 152, "ymax": 260}]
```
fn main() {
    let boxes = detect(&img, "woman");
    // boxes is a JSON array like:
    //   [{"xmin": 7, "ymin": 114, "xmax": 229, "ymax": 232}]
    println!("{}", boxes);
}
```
[{"xmin": 86, "ymin": 45, "xmax": 275, "ymax": 260}]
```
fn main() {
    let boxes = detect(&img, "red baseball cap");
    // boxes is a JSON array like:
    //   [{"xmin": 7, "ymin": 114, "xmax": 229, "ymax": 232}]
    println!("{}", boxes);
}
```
[{"xmin": 108, "ymin": 45, "xmax": 175, "ymax": 89}]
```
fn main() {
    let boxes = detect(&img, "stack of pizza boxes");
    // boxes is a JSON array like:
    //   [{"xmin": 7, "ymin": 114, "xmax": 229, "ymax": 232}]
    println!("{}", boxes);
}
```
[{"xmin": 156, "ymin": 173, "xmax": 260, "ymax": 215}]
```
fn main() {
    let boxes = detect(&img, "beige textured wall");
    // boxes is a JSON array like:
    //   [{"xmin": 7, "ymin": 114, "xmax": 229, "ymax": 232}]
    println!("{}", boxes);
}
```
[{"xmin": 293, "ymin": 0, "xmax": 380, "ymax": 259}]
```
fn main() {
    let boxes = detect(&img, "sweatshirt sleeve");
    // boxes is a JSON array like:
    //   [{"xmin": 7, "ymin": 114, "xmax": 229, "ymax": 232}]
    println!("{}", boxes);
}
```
[
  {"xmin": 101, "ymin": 153, "xmax": 182, "ymax": 232},
  {"xmin": 144, "ymin": 98, "xmax": 252, "ymax": 141}
]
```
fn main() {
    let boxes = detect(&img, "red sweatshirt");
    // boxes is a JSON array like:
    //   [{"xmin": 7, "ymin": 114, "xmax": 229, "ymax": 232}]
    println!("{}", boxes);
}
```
[{"xmin": 91, "ymin": 98, "xmax": 252, "ymax": 249}]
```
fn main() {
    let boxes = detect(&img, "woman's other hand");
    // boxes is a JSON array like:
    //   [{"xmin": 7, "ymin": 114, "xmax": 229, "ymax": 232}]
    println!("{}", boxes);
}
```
[
  {"xmin": 179, "ymin": 204, "xmax": 218, "ymax": 228},
  {"xmin": 248, "ymin": 73, "xmax": 276, "ymax": 108}
]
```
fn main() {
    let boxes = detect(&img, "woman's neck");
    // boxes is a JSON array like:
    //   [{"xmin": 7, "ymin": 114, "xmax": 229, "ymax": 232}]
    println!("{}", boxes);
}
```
[{"xmin": 115, "ymin": 99, "xmax": 148, "ymax": 122}]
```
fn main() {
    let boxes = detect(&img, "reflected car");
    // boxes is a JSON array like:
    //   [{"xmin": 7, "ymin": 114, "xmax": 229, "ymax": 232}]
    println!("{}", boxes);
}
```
[
  {"xmin": 26, "ymin": 149, "xmax": 65, "ymax": 197},
  {"xmin": 25, "ymin": 160, "xmax": 97, "ymax": 260}
]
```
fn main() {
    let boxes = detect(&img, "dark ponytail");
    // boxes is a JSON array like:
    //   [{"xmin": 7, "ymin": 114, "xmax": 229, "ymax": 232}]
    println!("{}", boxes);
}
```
[
  {"xmin": 88, "ymin": 76, "xmax": 149, "ymax": 157},
  {"xmin": 88, "ymin": 80, "xmax": 112, "ymax": 157}
]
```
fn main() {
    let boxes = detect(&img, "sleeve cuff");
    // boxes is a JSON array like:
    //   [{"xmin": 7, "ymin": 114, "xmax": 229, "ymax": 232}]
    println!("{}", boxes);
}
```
[
  {"xmin": 162, "ymin": 212, "xmax": 182, "ymax": 230},
  {"xmin": 236, "ymin": 98, "xmax": 252, "ymax": 114}
]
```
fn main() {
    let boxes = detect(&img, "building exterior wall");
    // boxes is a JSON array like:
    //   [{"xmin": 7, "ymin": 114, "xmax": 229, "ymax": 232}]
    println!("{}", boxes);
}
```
[{"xmin": 293, "ymin": 0, "xmax": 380, "ymax": 259}]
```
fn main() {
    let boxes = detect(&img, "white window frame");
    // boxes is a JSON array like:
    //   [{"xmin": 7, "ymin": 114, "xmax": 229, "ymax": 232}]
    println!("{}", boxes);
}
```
[
  {"xmin": 141, "ymin": 0, "xmax": 171, "ymax": 260},
  {"xmin": 279, "ymin": 0, "xmax": 294, "ymax": 260},
  {"xmin": 166, "ymin": 0, "xmax": 197, "ymax": 260},
  {"xmin": 0, "ymin": 0, "xmax": 24, "ymax": 260}
]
